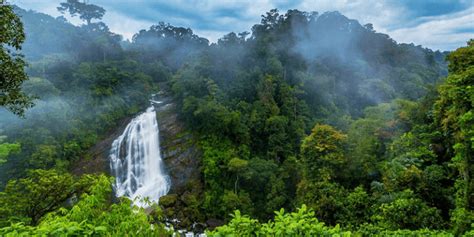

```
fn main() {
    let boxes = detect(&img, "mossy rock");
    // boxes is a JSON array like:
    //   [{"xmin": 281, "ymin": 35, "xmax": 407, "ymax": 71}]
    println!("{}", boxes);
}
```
[
  {"xmin": 159, "ymin": 194, "xmax": 178, "ymax": 207},
  {"xmin": 164, "ymin": 207, "xmax": 175, "ymax": 217},
  {"xmin": 181, "ymin": 192, "xmax": 198, "ymax": 207}
]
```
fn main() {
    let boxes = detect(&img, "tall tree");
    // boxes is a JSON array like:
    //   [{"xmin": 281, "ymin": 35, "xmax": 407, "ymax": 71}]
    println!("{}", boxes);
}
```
[
  {"xmin": 0, "ymin": 0, "xmax": 33, "ymax": 116},
  {"xmin": 300, "ymin": 124, "xmax": 347, "ymax": 181},
  {"xmin": 57, "ymin": 0, "xmax": 105, "ymax": 25},
  {"xmin": 433, "ymin": 40, "xmax": 474, "ymax": 234}
]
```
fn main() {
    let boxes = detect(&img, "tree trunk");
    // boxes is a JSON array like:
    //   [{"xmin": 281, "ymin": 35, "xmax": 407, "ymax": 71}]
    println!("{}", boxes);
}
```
[{"xmin": 234, "ymin": 176, "xmax": 239, "ymax": 194}]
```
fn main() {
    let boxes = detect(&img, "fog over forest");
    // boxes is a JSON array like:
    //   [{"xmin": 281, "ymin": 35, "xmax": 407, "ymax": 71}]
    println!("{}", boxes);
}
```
[{"xmin": 0, "ymin": 1, "xmax": 473, "ymax": 236}]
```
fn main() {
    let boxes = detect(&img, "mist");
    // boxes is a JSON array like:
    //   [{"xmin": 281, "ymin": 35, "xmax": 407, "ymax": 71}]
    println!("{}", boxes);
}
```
[{"xmin": 1, "ymin": 2, "xmax": 465, "ymax": 234}]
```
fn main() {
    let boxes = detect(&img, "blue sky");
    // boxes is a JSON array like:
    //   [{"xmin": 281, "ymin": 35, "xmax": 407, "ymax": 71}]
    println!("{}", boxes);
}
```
[{"xmin": 11, "ymin": 0, "xmax": 474, "ymax": 51}]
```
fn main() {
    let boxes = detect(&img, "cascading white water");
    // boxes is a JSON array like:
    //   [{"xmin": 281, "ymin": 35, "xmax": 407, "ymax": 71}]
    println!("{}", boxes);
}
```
[{"xmin": 109, "ymin": 105, "xmax": 170, "ymax": 207}]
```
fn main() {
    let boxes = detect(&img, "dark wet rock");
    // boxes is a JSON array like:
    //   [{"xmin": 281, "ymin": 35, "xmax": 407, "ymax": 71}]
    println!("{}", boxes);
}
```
[
  {"xmin": 181, "ymin": 192, "xmax": 199, "ymax": 206},
  {"xmin": 154, "ymin": 90, "xmax": 205, "ymax": 231},
  {"xmin": 72, "ymin": 90, "xmax": 202, "ymax": 193},
  {"xmin": 160, "ymin": 194, "xmax": 178, "ymax": 207},
  {"xmin": 72, "ymin": 88, "xmax": 204, "ymax": 231},
  {"xmin": 192, "ymin": 223, "xmax": 207, "ymax": 234},
  {"xmin": 206, "ymin": 219, "xmax": 225, "ymax": 230},
  {"xmin": 72, "ymin": 117, "xmax": 132, "ymax": 176},
  {"xmin": 155, "ymin": 94, "xmax": 201, "ymax": 195}
]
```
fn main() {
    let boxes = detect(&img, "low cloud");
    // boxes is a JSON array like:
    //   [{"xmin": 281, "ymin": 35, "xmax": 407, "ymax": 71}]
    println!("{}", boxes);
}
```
[{"xmin": 10, "ymin": 0, "xmax": 474, "ymax": 50}]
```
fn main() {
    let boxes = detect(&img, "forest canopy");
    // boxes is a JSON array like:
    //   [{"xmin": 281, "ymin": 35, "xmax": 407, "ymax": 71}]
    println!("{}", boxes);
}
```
[{"xmin": 0, "ymin": 1, "xmax": 472, "ymax": 236}]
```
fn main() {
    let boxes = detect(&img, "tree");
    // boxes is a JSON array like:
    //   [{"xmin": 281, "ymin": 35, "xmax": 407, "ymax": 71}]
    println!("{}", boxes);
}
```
[
  {"xmin": 372, "ymin": 190, "xmax": 443, "ymax": 230},
  {"xmin": 300, "ymin": 124, "xmax": 347, "ymax": 181},
  {"xmin": 208, "ymin": 205, "xmax": 351, "ymax": 236},
  {"xmin": 0, "ymin": 174, "xmax": 171, "ymax": 236},
  {"xmin": 57, "ymin": 0, "xmax": 105, "ymax": 25},
  {"xmin": 264, "ymin": 115, "xmax": 289, "ymax": 160},
  {"xmin": 0, "ymin": 1, "xmax": 33, "ymax": 116},
  {"xmin": 0, "ymin": 169, "xmax": 75, "ymax": 226},
  {"xmin": 0, "ymin": 134, "xmax": 20, "ymax": 164},
  {"xmin": 433, "ymin": 40, "xmax": 474, "ymax": 234},
  {"xmin": 296, "ymin": 179, "xmax": 347, "ymax": 225},
  {"xmin": 227, "ymin": 157, "xmax": 248, "ymax": 194},
  {"xmin": 341, "ymin": 186, "xmax": 371, "ymax": 227}
]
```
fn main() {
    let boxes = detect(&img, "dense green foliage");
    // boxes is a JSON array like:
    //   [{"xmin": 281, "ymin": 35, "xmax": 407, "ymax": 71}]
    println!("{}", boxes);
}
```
[
  {"xmin": 163, "ymin": 9, "xmax": 453, "ymax": 231},
  {"xmin": 0, "ymin": 172, "xmax": 171, "ymax": 236},
  {"xmin": 0, "ymin": 0, "xmax": 33, "ymax": 115},
  {"xmin": 208, "ymin": 205, "xmax": 456, "ymax": 236},
  {"xmin": 434, "ymin": 40, "xmax": 474, "ymax": 234},
  {"xmin": 0, "ymin": 6, "xmax": 168, "ymax": 183},
  {"xmin": 0, "ymin": 2, "xmax": 472, "ymax": 236}
]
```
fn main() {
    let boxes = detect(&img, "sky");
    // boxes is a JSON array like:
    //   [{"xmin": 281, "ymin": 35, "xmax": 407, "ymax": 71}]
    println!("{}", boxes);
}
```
[{"xmin": 10, "ymin": 0, "xmax": 474, "ymax": 51}]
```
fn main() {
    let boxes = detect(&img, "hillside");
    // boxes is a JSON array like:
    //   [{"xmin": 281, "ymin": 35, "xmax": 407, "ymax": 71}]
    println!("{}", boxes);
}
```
[{"xmin": 1, "ymin": 3, "xmax": 472, "ymax": 236}]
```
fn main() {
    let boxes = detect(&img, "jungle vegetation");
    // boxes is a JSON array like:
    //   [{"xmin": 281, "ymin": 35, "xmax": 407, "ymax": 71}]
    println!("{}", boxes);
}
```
[{"xmin": 0, "ymin": 1, "xmax": 472, "ymax": 235}]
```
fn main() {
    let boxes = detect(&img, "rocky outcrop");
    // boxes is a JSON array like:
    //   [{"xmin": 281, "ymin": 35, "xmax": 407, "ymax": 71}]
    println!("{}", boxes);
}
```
[
  {"xmin": 73, "ymin": 92, "xmax": 202, "ymax": 196},
  {"xmin": 72, "ymin": 117, "xmax": 132, "ymax": 176},
  {"xmin": 73, "ymin": 90, "xmax": 204, "ymax": 230},
  {"xmin": 154, "ymin": 92, "xmax": 205, "ymax": 231},
  {"xmin": 154, "ymin": 93, "xmax": 201, "ymax": 194}
]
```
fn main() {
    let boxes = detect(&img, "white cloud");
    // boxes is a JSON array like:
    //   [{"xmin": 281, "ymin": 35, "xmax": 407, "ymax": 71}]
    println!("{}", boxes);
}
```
[
  {"xmin": 388, "ymin": 6, "xmax": 474, "ymax": 50},
  {"xmin": 9, "ymin": 0, "xmax": 474, "ymax": 50},
  {"xmin": 296, "ymin": 0, "xmax": 404, "ymax": 29},
  {"xmin": 102, "ymin": 11, "xmax": 153, "ymax": 40},
  {"xmin": 10, "ymin": 0, "xmax": 61, "ymax": 16}
]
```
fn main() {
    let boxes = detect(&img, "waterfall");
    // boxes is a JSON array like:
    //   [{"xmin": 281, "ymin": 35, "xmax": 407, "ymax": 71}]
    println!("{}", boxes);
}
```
[{"xmin": 109, "ymin": 105, "xmax": 170, "ymax": 207}]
